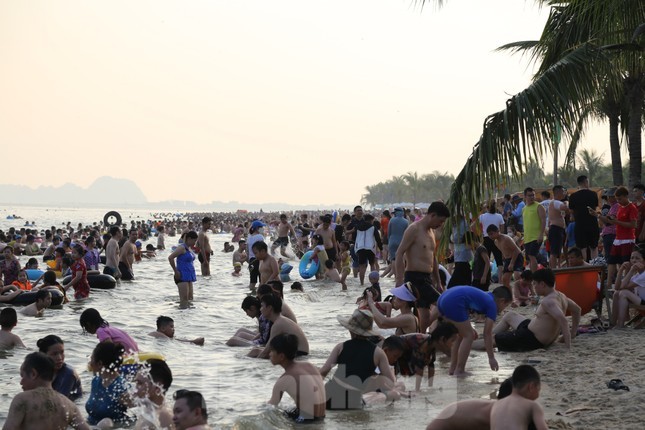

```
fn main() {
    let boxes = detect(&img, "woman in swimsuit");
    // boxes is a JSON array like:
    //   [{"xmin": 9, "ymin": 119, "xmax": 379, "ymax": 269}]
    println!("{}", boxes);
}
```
[
  {"xmin": 0, "ymin": 246, "xmax": 21, "ymax": 286},
  {"xmin": 367, "ymin": 282, "xmax": 419, "ymax": 335},
  {"xmin": 168, "ymin": 230, "xmax": 198, "ymax": 303}
]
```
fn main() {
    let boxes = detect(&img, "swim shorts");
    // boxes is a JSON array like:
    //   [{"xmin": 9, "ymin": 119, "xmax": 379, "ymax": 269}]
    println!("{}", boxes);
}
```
[
  {"xmin": 284, "ymin": 408, "xmax": 324, "ymax": 424},
  {"xmin": 118, "ymin": 262, "xmax": 134, "ymax": 280},
  {"xmin": 524, "ymin": 241, "xmax": 541, "ymax": 257},
  {"xmin": 356, "ymin": 249, "xmax": 375, "ymax": 266},
  {"xmin": 103, "ymin": 266, "xmax": 117, "ymax": 277},
  {"xmin": 494, "ymin": 319, "xmax": 544, "ymax": 352},
  {"xmin": 197, "ymin": 252, "xmax": 211, "ymax": 264},
  {"xmin": 249, "ymin": 258, "xmax": 260, "ymax": 284},
  {"xmin": 548, "ymin": 225, "xmax": 565, "ymax": 257},
  {"xmin": 273, "ymin": 237, "xmax": 289, "ymax": 248},
  {"xmin": 325, "ymin": 247, "xmax": 337, "ymax": 262},
  {"xmin": 502, "ymin": 255, "xmax": 524, "ymax": 273},
  {"xmin": 404, "ymin": 271, "xmax": 441, "ymax": 308}
]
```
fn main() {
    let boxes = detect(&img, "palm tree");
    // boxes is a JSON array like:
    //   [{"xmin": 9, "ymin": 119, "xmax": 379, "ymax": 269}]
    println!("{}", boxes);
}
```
[
  {"xmin": 577, "ymin": 149, "xmax": 605, "ymax": 186},
  {"xmin": 404, "ymin": 171, "xmax": 422, "ymax": 206},
  {"xmin": 417, "ymin": 0, "xmax": 643, "ymax": 246}
]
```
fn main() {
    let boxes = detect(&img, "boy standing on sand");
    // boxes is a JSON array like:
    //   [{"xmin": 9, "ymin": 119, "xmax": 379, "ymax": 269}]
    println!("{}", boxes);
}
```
[
  {"xmin": 267, "ymin": 333, "xmax": 326, "ymax": 423},
  {"xmin": 487, "ymin": 224, "xmax": 524, "ymax": 290},
  {"xmin": 2, "ymin": 352, "xmax": 89, "ymax": 430},
  {"xmin": 0, "ymin": 308, "xmax": 26, "ymax": 349},
  {"xmin": 490, "ymin": 365, "xmax": 548, "ymax": 430}
]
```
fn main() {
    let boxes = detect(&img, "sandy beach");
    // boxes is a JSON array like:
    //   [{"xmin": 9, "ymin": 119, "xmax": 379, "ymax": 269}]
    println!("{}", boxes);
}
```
[{"xmin": 482, "ymin": 304, "xmax": 644, "ymax": 430}]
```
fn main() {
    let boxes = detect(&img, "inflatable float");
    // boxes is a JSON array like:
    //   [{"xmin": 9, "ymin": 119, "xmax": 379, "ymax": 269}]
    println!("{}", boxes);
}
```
[
  {"xmin": 103, "ymin": 211, "xmax": 122, "ymax": 227},
  {"xmin": 299, "ymin": 251, "xmax": 319, "ymax": 280},
  {"xmin": 63, "ymin": 274, "xmax": 117, "ymax": 290},
  {"xmin": 26, "ymin": 269, "xmax": 45, "ymax": 281},
  {"xmin": 8, "ymin": 289, "xmax": 64, "ymax": 306},
  {"xmin": 279, "ymin": 263, "xmax": 293, "ymax": 283}
]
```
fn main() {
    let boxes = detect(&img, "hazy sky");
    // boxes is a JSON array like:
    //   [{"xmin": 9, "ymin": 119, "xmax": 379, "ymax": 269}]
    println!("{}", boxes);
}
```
[{"xmin": 0, "ymin": 0, "xmax": 610, "ymax": 206}]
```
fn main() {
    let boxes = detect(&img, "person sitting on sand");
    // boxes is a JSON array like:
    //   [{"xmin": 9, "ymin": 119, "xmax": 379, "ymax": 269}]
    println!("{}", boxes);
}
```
[
  {"xmin": 382, "ymin": 321, "xmax": 458, "ymax": 391},
  {"xmin": 437, "ymin": 285, "xmax": 513, "ymax": 376},
  {"xmin": 172, "ymin": 389, "xmax": 211, "ymax": 430},
  {"xmin": 473, "ymin": 268, "xmax": 581, "ymax": 352},
  {"xmin": 149, "ymin": 315, "xmax": 204, "ymax": 345},
  {"xmin": 20, "ymin": 289, "xmax": 52, "ymax": 317},
  {"xmin": 564, "ymin": 246, "xmax": 590, "ymax": 268},
  {"xmin": 490, "ymin": 365, "xmax": 548, "ymax": 430},
  {"xmin": 133, "ymin": 359, "xmax": 174, "ymax": 430},
  {"xmin": 248, "ymin": 295, "xmax": 309, "ymax": 359},
  {"xmin": 227, "ymin": 296, "xmax": 271, "ymax": 347},
  {"xmin": 367, "ymin": 283, "xmax": 419, "ymax": 335},
  {"xmin": 320, "ymin": 309, "xmax": 399, "ymax": 410},
  {"xmin": 2, "ymin": 352, "xmax": 89, "ymax": 430},
  {"xmin": 0, "ymin": 308, "xmax": 26, "ymax": 349},
  {"xmin": 267, "ymin": 333, "xmax": 326, "ymax": 423},
  {"xmin": 513, "ymin": 270, "xmax": 535, "ymax": 307}
]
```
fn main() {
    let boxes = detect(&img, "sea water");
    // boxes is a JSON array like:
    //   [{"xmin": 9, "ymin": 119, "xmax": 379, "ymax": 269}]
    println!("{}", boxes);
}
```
[{"xmin": 0, "ymin": 206, "xmax": 510, "ymax": 429}]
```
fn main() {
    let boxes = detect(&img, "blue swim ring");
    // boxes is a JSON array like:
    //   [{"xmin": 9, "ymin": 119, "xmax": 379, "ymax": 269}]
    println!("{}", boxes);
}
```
[
  {"xmin": 299, "ymin": 251, "xmax": 319, "ymax": 279},
  {"xmin": 26, "ymin": 269, "xmax": 45, "ymax": 281}
]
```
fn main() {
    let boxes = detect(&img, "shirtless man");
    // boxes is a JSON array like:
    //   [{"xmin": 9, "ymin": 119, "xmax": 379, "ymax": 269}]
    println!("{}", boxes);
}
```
[
  {"xmin": 271, "ymin": 214, "xmax": 297, "ymax": 257},
  {"xmin": 20, "ymin": 289, "xmax": 52, "ymax": 317},
  {"xmin": 104, "ymin": 225, "xmax": 122, "ymax": 279},
  {"xmin": 268, "ymin": 333, "xmax": 326, "ymax": 423},
  {"xmin": 486, "ymin": 224, "xmax": 524, "ymax": 290},
  {"xmin": 2, "ymin": 352, "xmax": 89, "ymax": 430},
  {"xmin": 248, "ymin": 295, "xmax": 309, "ymax": 359},
  {"xmin": 197, "ymin": 217, "xmax": 213, "ymax": 276},
  {"xmin": 315, "ymin": 214, "xmax": 339, "ymax": 262},
  {"xmin": 232, "ymin": 239, "xmax": 247, "ymax": 266},
  {"xmin": 426, "ymin": 400, "xmax": 494, "ymax": 430},
  {"xmin": 118, "ymin": 228, "xmax": 138, "ymax": 280},
  {"xmin": 473, "ymin": 268, "xmax": 581, "ymax": 352},
  {"xmin": 395, "ymin": 201, "xmax": 451, "ymax": 333},
  {"xmin": 252, "ymin": 241, "xmax": 279, "ymax": 284},
  {"xmin": 490, "ymin": 365, "xmax": 548, "ymax": 430},
  {"xmin": 548, "ymin": 185, "xmax": 569, "ymax": 268}
]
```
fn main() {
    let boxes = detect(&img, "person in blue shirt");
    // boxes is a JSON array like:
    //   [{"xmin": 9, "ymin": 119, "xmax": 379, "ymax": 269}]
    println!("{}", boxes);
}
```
[
  {"xmin": 36, "ymin": 335, "xmax": 82, "ymax": 401},
  {"xmin": 437, "ymin": 285, "xmax": 512, "ymax": 376}
]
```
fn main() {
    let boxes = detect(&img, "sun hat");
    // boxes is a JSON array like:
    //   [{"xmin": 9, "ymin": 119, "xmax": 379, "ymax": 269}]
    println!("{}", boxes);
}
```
[
  {"xmin": 390, "ymin": 282, "xmax": 417, "ymax": 302},
  {"xmin": 337, "ymin": 309, "xmax": 379, "ymax": 337}
]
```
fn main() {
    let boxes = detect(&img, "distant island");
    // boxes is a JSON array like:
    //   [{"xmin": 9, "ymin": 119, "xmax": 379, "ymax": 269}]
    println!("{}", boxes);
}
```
[{"xmin": 0, "ymin": 176, "xmax": 351, "ymax": 211}]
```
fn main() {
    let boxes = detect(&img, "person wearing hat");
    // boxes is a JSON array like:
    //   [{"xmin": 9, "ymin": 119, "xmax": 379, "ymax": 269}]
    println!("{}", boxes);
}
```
[
  {"xmin": 384, "ymin": 207, "xmax": 409, "ymax": 279},
  {"xmin": 319, "ymin": 309, "xmax": 397, "ymax": 410},
  {"xmin": 247, "ymin": 221, "xmax": 266, "ymax": 289},
  {"xmin": 366, "ymin": 283, "xmax": 419, "ymax": 335}
]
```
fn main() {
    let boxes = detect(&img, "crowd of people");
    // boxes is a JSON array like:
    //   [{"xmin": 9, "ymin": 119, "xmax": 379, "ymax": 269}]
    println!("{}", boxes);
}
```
[{"xmin": 2, "ymin": 177, "xmax": 640, "ymax": 429}]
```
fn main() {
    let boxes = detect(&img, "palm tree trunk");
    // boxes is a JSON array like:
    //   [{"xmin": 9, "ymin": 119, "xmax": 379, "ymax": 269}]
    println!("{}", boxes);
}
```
[
  {"xmin": 626, "ymin": 75, "xmax": 644, "ymax": 188},
  {"xmin": 608, "ymin": 109, "xmax": 623, "ymax": 185}
]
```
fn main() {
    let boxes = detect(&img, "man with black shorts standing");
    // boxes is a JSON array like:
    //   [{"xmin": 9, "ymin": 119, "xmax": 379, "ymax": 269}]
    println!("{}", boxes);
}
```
[
  {"xmin": 568, "ymin": 175, "xmax": 599, "ymax": 260},
  {"xmin": 271, "ymin": 214, "xmax": 297, "ymax": 258},
  {"xmin": 547, "ymin": 185, "xmax": 569, "ymax": 268},
  {"xmin": 395, "ymin": 201, "xmax": 450, "ymax": 333},
  {"xmin": 197, "ymin": 217, "xmax": 213, "ymax": 276},
  {"xmin": 521, "ymin": 187, "xmax": 546, "ymax": 272}
]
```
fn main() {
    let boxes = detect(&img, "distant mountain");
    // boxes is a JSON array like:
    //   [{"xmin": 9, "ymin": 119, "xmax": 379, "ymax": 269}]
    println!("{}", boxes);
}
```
[{"xmin": 0, "ymin": 177, "xmax": 148, "ymax": 205}]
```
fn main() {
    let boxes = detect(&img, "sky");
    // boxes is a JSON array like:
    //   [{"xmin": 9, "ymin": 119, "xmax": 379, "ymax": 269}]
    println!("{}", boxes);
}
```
[{"xmin": 0, "ymin": 0, "xmax": 611, "ymax": 206}]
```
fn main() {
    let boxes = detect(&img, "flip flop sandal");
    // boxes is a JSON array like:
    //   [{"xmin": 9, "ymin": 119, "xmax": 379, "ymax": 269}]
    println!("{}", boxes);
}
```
[{"xmin": 607, "ymin": 379, "xmax": 630, "ymax": 391}]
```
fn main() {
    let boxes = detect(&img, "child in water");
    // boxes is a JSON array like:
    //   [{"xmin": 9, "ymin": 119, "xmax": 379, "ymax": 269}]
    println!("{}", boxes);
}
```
[
  {"xmin": 232, "ymin": 262, "xmax": 243, "ymax": 277},
  {"xmin": 338, "ymin": 241, "xmax": 351, "ymax": 290},
  {"xmin": 63, "ymin": 244, "xmax": 90, "ymax": 300},
  {"xmin": 80, "ymin": 308, "xmax": 139, "ymax": 353}
]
